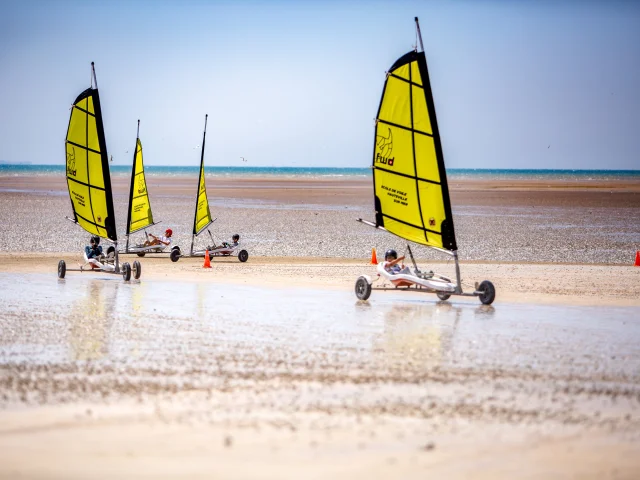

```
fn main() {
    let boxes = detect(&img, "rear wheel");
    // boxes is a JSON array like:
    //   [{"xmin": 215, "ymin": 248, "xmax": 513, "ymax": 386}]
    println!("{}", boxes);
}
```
[
  {"xmin": 122, "ymin": 262, "xmax": 131, "ymax": 281},
  {"xmin": 133, "ymin": 260, "xmax": 142, "ymax": 279},
  {"xmin": 436, "ymin": 292, "xmax": 451, "ymax": 301},
  {"xmin": 137, "ymin": 252, "xmax": 146, "ymax": 257},
  {"xmin": 478, "ymin": 280, "xmax": 496, "ymax": 305},
  {"xmin": 57, "ymin": 260, "xmax": 66, "ymax": 279},
  {"xmin": 170, "ymin": 248, "xmax": 181, "ymax": 263},
  {"xmin": 238, "ymin": 249, "xmax": 249, "ymax": 262},
  {"xmin": 355, "ymin": 276, "xmax": 372, "ymax": 300}
]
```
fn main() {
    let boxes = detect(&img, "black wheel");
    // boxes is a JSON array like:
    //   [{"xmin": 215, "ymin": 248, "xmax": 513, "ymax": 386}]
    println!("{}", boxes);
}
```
[
  {"xmin": 57, "ymin": 260, "xmax": 66, "ymax": 279},
  {"xmin": 170, "ymin": 248, "xmax": 180, "ymax": 262},
  {"xmin": 436, "ymin": 292, "xmax": 451, "ymax": 301},
  {"xmin": 478, "ymin": 280, "xmax": 496, "ymax": 305},
  {"xmin": 137, "ymin": 252, "xmax": 145, "ymax": 257},
  {"xmin": 122, "ymin": 262, "xmax": 131, "ymax": 281},
  {"xmin": 133, "ymin": 261, "xmax": 142, "ymax": 279},
  {"xmin": 238, "ymin": 249, "xmax": 249, "ymax": 262},
  {"xmin": 355, "ymin": 276, "xmax": 372, "ymax": 300}
]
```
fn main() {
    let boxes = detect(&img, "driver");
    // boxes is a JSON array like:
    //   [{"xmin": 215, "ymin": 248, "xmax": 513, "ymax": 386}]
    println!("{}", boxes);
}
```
[
  {"xmin": 222, "ymin": 233, "xmax": 240, "ymax": 248},
  {"xmin": 383, "ymin": 249, "xmax": 411, "ymax": 275},
  {"xmin": 85, "ymin": 236, "xmax": 103, "ymax": 259},
  {"xmin": 144, "ymin": 228, "xmax": 173, "ymax": 247}
]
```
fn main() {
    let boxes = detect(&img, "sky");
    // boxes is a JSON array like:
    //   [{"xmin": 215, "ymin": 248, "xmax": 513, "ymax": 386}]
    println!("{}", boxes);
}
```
[{"xmin": 1, "ymin": 0, "xmax": 639, "ymax": 169}]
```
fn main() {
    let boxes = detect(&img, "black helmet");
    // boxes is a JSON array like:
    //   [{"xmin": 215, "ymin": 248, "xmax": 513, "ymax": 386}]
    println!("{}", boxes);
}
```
[
  {"xmin": 90, "ymin": 236, "xmax": 100, "ymax": 245},
  {"xmin": 232, "ymin": 234, "xmax": 240, "ymax": 242},
  {"xmin": 384, "ymin": 249, "xmax": 397, "ymax": 260}
]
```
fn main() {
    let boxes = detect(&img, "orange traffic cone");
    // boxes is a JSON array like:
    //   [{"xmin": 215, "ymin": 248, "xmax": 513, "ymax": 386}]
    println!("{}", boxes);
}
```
[
  {"xmin": 203, "ymin": 250, "xmax": 212, "ymax": 268},
  {"xmin": 635, "ymin": 251, "xmax": 640, "ymax": 267},
  {"xmin": 371, "ymin": 247, "xmax": 378, "ymax": 265}
]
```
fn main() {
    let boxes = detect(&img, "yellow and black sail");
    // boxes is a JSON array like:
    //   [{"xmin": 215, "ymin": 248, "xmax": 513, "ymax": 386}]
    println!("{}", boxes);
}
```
[
  {"xmin": 372, "ymin": 49, "xmax": 457, "ymax": 251},
  {"xmin": 126, "ymin": 121, "xmax": 154, "ymax": 235},
  {"xmin": 193, "ymin": 114, "xmax": 213, "ymax": 235},
  {"xmin": 65, "ymin": 64, "xmax": 117, "ymax": 241}
]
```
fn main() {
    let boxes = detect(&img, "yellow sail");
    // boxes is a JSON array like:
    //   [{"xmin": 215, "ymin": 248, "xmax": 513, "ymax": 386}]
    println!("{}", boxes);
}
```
[
  {"xmin": 193, "ymin": 114, "xmax": 212, "ymax": 235},
  {"xmin": 65, "ymin": 85, "xmax": 117, "ymax": 241},
  {"xmin": 372, "ymin": 50, "xmax": 457, "ymax": 251},
  {"xmin": 126, "ymin": 136, "xmax": 154, "ymax": 234}
]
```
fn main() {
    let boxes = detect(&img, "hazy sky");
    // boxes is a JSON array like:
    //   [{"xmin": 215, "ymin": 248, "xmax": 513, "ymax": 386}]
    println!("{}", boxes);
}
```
[{"xmin": 1, "ymin": 0, "xmax": 639, "ymax": 169}]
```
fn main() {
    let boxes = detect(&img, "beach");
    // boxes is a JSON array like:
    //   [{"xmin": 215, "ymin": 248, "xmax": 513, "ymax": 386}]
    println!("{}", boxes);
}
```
[{"xmin": 1, "ymin": 172, "xmax": 640, "ymax": 478}]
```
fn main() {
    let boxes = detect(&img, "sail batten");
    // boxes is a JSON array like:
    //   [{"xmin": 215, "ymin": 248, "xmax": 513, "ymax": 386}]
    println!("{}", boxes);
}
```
[
  {"xmin": 371, "ymin": 49, "xmax": 457, "ymax": 251},
  {"xmin": 65, "ymin": 79, "xmax": 117, "ymax": 241}
]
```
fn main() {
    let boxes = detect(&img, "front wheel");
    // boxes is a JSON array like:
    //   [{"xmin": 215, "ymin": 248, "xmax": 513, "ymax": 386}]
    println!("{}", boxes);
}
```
[
  {"xmin": 355, "ymin": 276, "xmax": 372, "ymax": 300},
  {"xmin": 122, "ymin": 262, "xmax": 131, "ymax": 281},
  {"xmin": 133, "ymin": 260, "xmax": 142, "ymax": 280},
  {"xmin": 478, "ymin": 280, "xmax": 496, "ymax": 305},
  {"xmin": 436, "ymin": 292, "xmax": 451, "ymax": 301},
  {"xmin": 57, "ymin": 260, "xmax": 66, "ymax": 279},
  {"xmin": 238, "ymin": 249, "xmax": 249, "ymax": 262},
  {"xmin": 170, "ymin": 248, "xmax": 181, "ymax": 262}
]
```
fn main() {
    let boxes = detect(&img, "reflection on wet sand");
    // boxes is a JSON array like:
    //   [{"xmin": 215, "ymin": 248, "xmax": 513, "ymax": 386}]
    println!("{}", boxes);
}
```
[
  {"xmin": 379, "ymin": 302, "xmax": 461, "ymax": 367},
  {"xmin": 68, "ymin": 280, "xmax": 119, "ymax": 361}
]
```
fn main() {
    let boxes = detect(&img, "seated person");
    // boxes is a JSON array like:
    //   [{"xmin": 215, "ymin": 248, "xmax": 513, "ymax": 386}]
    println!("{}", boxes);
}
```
[
  {"xmin": 144, "ymin": 228, "xmax": 172, "ymax": 247},
  {"xmin": 383, "ymin": 249, "xmax": 411, "ymax": 275},
  {"xmin": 222, "ymin": 233, "xmax": 240, "ymax": 248},
  {"xmin": 84, "ymin": 236, "xmax": 103, "ymax": 260}
]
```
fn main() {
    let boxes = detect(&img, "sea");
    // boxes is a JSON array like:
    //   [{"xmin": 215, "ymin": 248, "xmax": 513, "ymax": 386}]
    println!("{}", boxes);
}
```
[{"xmin": 1, "ymin": 164, "xmax": 639, "ymax": 181}]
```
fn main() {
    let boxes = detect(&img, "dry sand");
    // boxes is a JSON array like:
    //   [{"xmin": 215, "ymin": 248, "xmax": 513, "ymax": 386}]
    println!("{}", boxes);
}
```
[{"xmin": 1, "ymin": 174, "xmax": 640, "ymax": 479}]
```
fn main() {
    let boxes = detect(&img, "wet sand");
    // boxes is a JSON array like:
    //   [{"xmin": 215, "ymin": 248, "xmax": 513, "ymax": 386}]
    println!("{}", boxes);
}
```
[
  {"xmin": 0, "ymin": 273, "xmax": 639, "ymax": 479},
  {"xmin": 1, "ymin": 174, "xmax": 640, "ymax": 478}
]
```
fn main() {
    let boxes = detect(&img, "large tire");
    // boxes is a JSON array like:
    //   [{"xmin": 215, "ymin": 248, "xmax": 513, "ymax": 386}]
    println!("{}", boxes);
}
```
[
  {"xmin": 170, "ymin": 248, "xmax": 180, "ymax": 263},
  {"xmin": 478, "ymin": 280, "xmax": 496, "ymax": 305},
  {"xmin": 133, "ymin": 261, "xmax": 142, "ymax": 279},
  {"xmin": 122, "ymin": 262, "xmax": 131, "ymax": 281},
  {"xmin": 355, "ymin": 276, "xmax": 372, "ymax": 300},
  {"xmin": 436, "ymin": 292, "xmax": 451, "ymax": 301},
  {"xmin": 57, "ymin": 260, "xmax": 66, "ymax": 279},
  {"xmin": 137, "ymin": 252, "xmax": 146, "ymax": 257},
  {"xmin": 238, "ymin": 249, "xmax": 249, "ymax": 263}
]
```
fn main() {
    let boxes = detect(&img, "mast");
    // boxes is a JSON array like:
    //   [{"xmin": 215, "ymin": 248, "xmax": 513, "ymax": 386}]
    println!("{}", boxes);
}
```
[
  {"xmin": 414, "ymin": 17, "xmax": 424, "ymax": 53},
  {"xmin": 191, "ymin": 114, "xmax": 208, "ymax": 255},
  {"xmin": 415, "ymin": 17, "xmax": 461, "ymax": 290},
  {"xmin": 125, "ymin": 119, "xmax": 141, "ymax": 251}
]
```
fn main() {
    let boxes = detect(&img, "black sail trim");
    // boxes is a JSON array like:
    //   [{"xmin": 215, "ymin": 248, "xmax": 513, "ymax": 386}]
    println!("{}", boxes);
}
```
[
  {"xmin": 66, "ymin": 140, "xmax": 101, "ymax": 156},
  {"xmin": 377, "ymin": 119, "xmax": 432, "ymax": 138},
  {"xmin": 388, "ymin": 72, "xmax": 423, "ymax": 88},
  {"xmin": 67, "ymin": 176, "xmax": 106, "ymax": 191},
  {"xmin": 381, "ymin": 212, "xmax": 442, "ymax": 237},
  {"xmin": 373, "ymin": 166, "xmax": 441, "ymax": 186},
  {"xmin": 408, "ymin": 59, "xmax": 429, "ymax": 244},
  {"xmin": 92, "ymin": 87, "xmax": 117, "ymax": 241},
  {"xmin": 73, "ymin": 105, "xmax": 95, "ymax": 117},
  {"xmin": 416, "ymin": 51, "xmax": 457, "ymax": 251}
]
